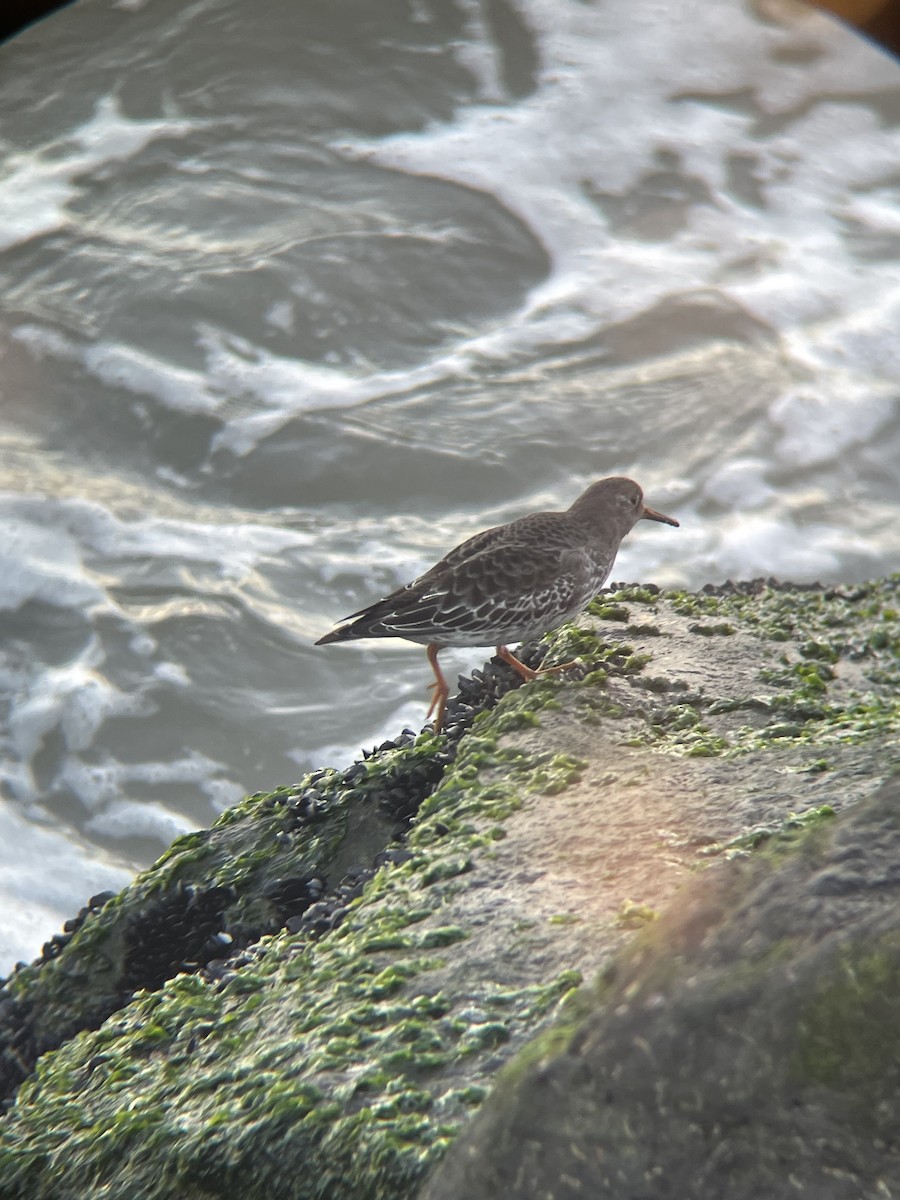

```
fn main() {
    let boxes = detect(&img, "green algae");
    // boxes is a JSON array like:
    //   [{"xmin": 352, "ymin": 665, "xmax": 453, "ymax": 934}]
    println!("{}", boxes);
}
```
[
  {"xmin": 0, "ymin": 682, "xmax": 593, "ymax": 1200},
  {"xmin": 526, "ymin": 752, "xmax": 588, "ymax": 795},
  {"xmin": 541, "ymin": 623, "xmax": 652, "ymax": 680},
  {"xmin": 799, "ymin": 758, "xmax": 830, "ymax": 774},
  {"xmin": 0, "ymin": 954, "xmax": 585, "ymax": 1200},
  {"xmin": 2, "ymin": 576, "xmax": 897, "ymax": 1199},
  {"xmin": 793, "ymin": 933, "xmax": 900, "ymax": 1101},
  {"xmin": 665, "ymin": 589, "xmax": 727, "ymax": 618},
  {"xmin": 634, "ymin": 674, "xmax": 687, "ymax": 695},
  {"xmin": 704, "ymin": 806, "xmax": 837, "ymax": 859},
  {"xmin": 626, "ymin": 701, "xmax": 731, "ymax": 757},
  {"xmin": 604, "ymin": 585, "xmax": 660, "ymax": 606},
  {"xmin": 589, "ymin": 602, "xmax": 630, "ymax": 622},
  {"xmin": 665, "ymin": 578, "xmax": 898, "ymax": 660},
  {"xmin": 688, "ymin": 621, "xmax": 736, "ymax": 636},
  {"xmin": 487, "ymin": 681, "xmax": 563, "ymax": 734},
  {"xmin": 623, "ymin": 576, "xmax": 900, "ymax": 760},
  {"xmin": 1, "ymin": 726, "xmax": 456, "ymax": 1092},
  {"xmin": 479, "ymin": 969, "xmax": 602, "ymax": 1093},
  {"xmin": 544, "ymin": 577, "xmax": 897, "ymax": 765},
  {"xmin": 616, "ymin": 900, "xmax": 658, "ymax": 929},
  {"xmin": 626, "ymin": 622, "xmax": 662, "ymax": 637}
]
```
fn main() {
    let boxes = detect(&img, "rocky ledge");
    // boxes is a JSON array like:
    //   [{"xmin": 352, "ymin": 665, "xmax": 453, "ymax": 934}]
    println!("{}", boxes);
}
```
[{"xmin": 0, "ymin": 577, "xmax": 897, "ymax": 1199}]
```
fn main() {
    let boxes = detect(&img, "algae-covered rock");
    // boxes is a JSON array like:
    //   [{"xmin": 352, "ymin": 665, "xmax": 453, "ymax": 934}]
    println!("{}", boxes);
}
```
[
  {"xmin": 0, "ymin": 577, "xmax": 896, "ymax": 1199},
  {"xmin": 0, "ymin": 736, "xmax": 448, "ymax": 1105},
  {"xmin": 420, "ymin": 774, "xmax": 900, "ymax": 1200}
]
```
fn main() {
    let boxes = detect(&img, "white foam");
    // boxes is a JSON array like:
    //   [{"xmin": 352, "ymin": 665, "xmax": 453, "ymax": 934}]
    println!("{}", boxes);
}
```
[
  {"xmin": 0, "ymin": 795, "xmax": 131, "ymax": 972},
  {"xmin": 60, "ymin": 750, "xmax": 230, "ymax": 817},
  {"xmin": 452, "ymin": 7, "xmax": 505, "ymax": 100},
  {"xmin": 709, "ymin": 515, "xmax": 870, "ymax": 582},
  {"xmin": 10, "ymin": 661, "xmax": 149, "ymax": 761},
  {"xmin": 84, "ymin": 798, "xmax": 199, "ymax": 843},
  {"xmin": 11, "ymin": 5, "xmax": 894, "ymax": 479},
  {"xmin": 335, "ymin": 2, "xmax": 898, "ymax": 336},
  {"xmin": 770, "ymin": 381, "xmax": 897, "ymax": 470},
  {"xmin": 303, "ymin": 697, "xmax": 430, "ymax": 771},
  {"xmin": 842, "ymin": 192, "xmax": 900, "ymax": 237},
  {"xmin": 265, "ymin": 300, "xmax": 294, "ymax": 332},
  {"xmin": 13, "ymin": 326, "xmax": 225, "ymax": 419},
  {"xmin": 14, "ymin": 314, "xmax": 468, "ymax": 451},
  {"xmin": 0, "ymin": 492, "xmax": 317, "ymax": 824},
  {"xmin": 0, "ymin": 510, "xmax": 104, "ymax": 611},
  {"xmin": 130, "ymin": 632, "xmax": 158, "ymax": 657},
  {"xmin": 702, "ymin": 459, "xmax": 776, "ymax": 511},
  {"xmin": 811, "ymin": 293, "xmax": 900, "ymax": 382},
  {"xmin": 0, "ymin": 493, "xmax": 313, "ymax": 620},
  {"xmin": 201, "ymin": 777, "xmax": 247, "ymax": 813},
  {"xmin": 153, "ymin": 661, "xmax": 191, "ymax": 687},
  {"xmin": 313, "ymin": 0, "xmax": 900, "ymax": 485},
  {"xmin": 0, "ymin": 96, "xmax": 196, "ymax": 251},
  {"xmin": 56, "ymin": 495, "xmax": 313, "ymax": 576},
  {"xmin": 613, "ymin": 504, "xmax": 883, "ymax": 588},
  {"xmin": 57, "ymin": 759, "xmax": 122, "ymax": 813},
  {"xmin": 200, "ymin": 328, "xmax": 457, "ymax": 457},
  {"xmin": 82, "ymin": 342, "xmax": 222, "ymax": 415}
]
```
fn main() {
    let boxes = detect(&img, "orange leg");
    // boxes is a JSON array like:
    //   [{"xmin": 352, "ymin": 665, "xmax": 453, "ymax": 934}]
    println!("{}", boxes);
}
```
[
  {"xmin": 425, "ymin": 643, "xmax": 450, "ymax": 733},
  {"xmin": 495, "ymin": 645, "xmax": 580, "ymax": 681},
  {"xmin": 425, "ymin": 644, "xmax": 578, "ymax": 733}
]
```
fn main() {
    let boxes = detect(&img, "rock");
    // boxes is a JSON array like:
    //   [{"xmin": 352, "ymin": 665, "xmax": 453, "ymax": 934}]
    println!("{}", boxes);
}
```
[
  {"xmin": 0, "ymin": 578, "xmax": 896, "ymax": 1199},
  {"xmin": 420, "ymin": 775, "xmax": 900, "ymax": 1200}
]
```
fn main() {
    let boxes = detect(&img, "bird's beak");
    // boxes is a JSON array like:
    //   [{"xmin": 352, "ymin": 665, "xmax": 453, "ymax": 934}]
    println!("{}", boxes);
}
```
[{"xmin": 641, "ymin": 504, "xmax": 679, "ymax": 527}]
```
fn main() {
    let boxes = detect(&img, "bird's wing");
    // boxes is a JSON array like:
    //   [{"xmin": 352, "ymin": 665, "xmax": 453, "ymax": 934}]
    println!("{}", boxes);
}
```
[
  {"xmin": 331, "ymin": 526, "xmax": 519, "ymax": 627},
  {"xmin": 375, "ymin": 541, "xmax": 596, "ymax": 639},
  {"xmin": 431, "ymin": 522, "xmax": 513, "ymax": 570}
]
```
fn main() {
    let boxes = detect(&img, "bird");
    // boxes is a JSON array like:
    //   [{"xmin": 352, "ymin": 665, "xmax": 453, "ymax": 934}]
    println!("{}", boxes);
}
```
[{"xmin": 316, "ymin": 476, "xmax": 679, "ymax": 733}]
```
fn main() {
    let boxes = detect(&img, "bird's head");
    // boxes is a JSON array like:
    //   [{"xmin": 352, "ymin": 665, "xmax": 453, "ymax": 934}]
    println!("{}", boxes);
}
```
[{"xmin": 570, "ymin": 476, "xmax": 679, "ymax": 537}]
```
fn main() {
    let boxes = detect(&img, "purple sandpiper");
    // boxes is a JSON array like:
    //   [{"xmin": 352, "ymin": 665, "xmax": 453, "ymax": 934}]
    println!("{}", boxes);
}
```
[{"xmin": 316, "ymin": 476, "xmax": 679, "ymax": 732}]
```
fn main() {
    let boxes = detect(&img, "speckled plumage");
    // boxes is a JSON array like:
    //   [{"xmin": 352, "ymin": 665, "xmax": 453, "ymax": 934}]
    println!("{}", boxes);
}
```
[{"xmin": 317, "ymin": 476, "xmax": 679, "ymax": 731}]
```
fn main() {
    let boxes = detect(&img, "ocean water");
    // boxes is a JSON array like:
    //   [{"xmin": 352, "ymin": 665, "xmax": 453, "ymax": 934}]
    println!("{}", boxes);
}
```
[{"xmin": 0, "ymin": 0, "xmax": 898, "ymax": 969}]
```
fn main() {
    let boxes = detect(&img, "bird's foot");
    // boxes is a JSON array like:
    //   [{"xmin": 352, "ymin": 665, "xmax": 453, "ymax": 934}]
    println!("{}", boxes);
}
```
[
  {"xmin": 495, "ymin": 645, "xmax": 581, "ymax": 683},
  {"xmin": 534, "ymin": 657, "xmax": 581, "ymax": 677}
]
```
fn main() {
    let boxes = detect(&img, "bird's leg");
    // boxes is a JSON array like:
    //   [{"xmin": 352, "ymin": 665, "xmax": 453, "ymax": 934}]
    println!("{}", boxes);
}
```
[
  {"xmin": 425, "ymin": 643, "xmax": 450, "ymax": 733},
  {"xmin": 496, "ymin": 645, "xmax": 580, "ymax": 680}
]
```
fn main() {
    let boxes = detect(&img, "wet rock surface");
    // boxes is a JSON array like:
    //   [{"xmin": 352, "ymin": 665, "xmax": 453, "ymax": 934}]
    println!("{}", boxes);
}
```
[
  {"xmin": 0, "ymin": 577, "xmax": 896, "ymax": 1199},
  {"xmin": 421, "ymin": 775, "xmax": 900, "ymax": 1200}
]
